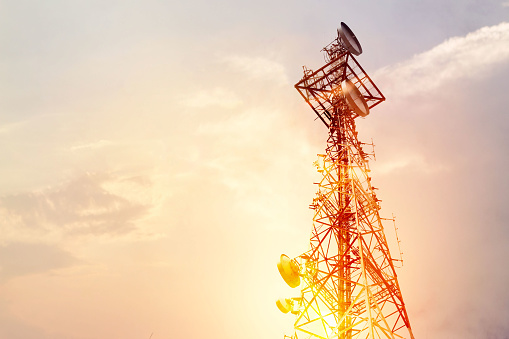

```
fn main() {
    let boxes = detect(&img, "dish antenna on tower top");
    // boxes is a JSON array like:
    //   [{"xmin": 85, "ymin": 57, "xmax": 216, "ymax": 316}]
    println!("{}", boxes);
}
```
[{"xmin": 338, "ymin": 22, "xmax": 363, "ymax": 55}]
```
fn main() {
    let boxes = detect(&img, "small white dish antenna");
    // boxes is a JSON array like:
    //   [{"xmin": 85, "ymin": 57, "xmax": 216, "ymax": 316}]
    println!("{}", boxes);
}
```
[
  {"xmin": 341, "ymin": 79, "xmax": 369, "ymax": 117},
  {"xmin": 338, "ymin": 22, "xmax": 362, "ymax": 56},
  {"xmin": 277, "ymin": 254, "xmax": 300, "ymax": 288}
]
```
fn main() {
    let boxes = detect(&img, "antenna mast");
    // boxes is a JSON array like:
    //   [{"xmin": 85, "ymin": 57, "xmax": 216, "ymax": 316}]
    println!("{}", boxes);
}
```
[{"xmin": 276, "ymin": 22, "xmax": 415, "ymax": 339}]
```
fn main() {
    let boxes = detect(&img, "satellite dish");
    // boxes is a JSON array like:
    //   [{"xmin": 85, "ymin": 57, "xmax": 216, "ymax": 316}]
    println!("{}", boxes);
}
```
[
  {"xmin": 277, "ymin": 254, "xmax": 300, "ymax": 288},
  {"xmin": 338, "ymin": 22, "xmax": 363, "ymax": 56},
  {"xmin": 341, "ymin": 79, "xmax": 369, "ymax": 117},
  {"xmin": 276, "ymin": 298, "xmax": 292, "ymax": 314}
]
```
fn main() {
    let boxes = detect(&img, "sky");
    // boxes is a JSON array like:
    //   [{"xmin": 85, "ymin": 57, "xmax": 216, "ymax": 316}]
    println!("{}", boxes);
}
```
[{"xmin": 1, "ymin": 1, "xmax": 509, "ymax": 338}]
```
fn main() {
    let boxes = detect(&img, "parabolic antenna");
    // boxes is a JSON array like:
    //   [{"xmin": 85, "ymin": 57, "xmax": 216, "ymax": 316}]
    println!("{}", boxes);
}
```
[
  {"xmin": 276, "ymin": 298, "xmax": 292, "ymax": 314},
  {"xmin": 338, "ymin": 22, "xmax": 362, "ymax": 56},
  {"xmin": 277, "ymin": 254, "xmax": 300, "ymax": 288},
  {"xmin": 341, "ymin": 79, "xmax": 369, "ymax": 117}
]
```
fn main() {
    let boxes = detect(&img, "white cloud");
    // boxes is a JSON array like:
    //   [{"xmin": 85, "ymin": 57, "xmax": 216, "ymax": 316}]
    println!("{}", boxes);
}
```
[
  {"xmin": 375, "ymin": 22, "xmax": 509, "ymax": 97},
  {"xmin": 223, "ymin": 55, "xmax": 289, "ymax": 85},
  {"xmin": 372, "ymin": 154, "xmax": 450, "ymax": 175},
  {"xmin": 196, "ymin": 106, "xmax": 275, "ymax": 137},
  {"xmin": 70, "ymin": 139, "xmax": 114, "ymax": 151},
  {"xmin": 0, "ymin": 242, "xmax": 78, "ymax": 281},
  {"xmin": 182, "ymin": 87, "xmax": 243, "ymax": 108},
  {"xmin": 502, "ymin": 2, "xmax": 509, "ymax": 7},
  {"xmin": 0, "ymin": 172, "xmax": 163, "ymax": 244}
]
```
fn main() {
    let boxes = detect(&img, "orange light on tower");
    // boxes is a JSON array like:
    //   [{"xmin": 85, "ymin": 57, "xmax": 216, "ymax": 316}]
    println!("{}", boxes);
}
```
[{"xmin": 276, "ymin": 22, "xmax": 416, "ymax": 339}]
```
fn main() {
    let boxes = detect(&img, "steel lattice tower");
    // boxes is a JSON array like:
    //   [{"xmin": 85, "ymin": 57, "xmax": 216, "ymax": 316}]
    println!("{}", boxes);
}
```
[{"xmin": 276, "ymin": 22, "xmax": 415, "ymax": 339}]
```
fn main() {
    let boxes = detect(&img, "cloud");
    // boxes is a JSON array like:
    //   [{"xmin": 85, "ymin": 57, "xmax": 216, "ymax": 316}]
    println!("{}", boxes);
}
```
[
  {"xmin": 365, "ymin": 23, "xmax": 509, "ymax": 339},
  {"xmin": 222, "ymin": 55, "xmax": 289, "ymax": 85},
  {"xmin": 0, "ymin": 304, "xmax": 52, "ymax": 339},
  {"xmin": 372, "ymin": 154, "xmax": 451, "ymax": 175},
  {"xmin": 181, "ymin": 87, "xmax": 243, "ymax": 108},
  {"xmin": 0, "ymin": 242, "xmax": 78, "ymax": 281},
  {"xmin": 502, "ymin": 2, "xmax": 509, "ymax": 7},
  {"xmin": 0, "ymin": 172, "xmax": 154, "ymax": 243},
  {"xmin": 375, "ymin": 22, "xmax": 509, "ymax": 97},
  {"xmin": 187, "ymin": 100, "xmax": 317, "ymax": 235},
  {"xmin": 70, "ymin": 139, "xmax": 114, "ymax": 151}
]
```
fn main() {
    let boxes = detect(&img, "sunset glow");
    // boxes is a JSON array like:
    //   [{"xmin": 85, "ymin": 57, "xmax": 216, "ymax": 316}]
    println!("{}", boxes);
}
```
[{"xmin": 1, "ymin": 1, "xmax": 509, "ymax": 339}]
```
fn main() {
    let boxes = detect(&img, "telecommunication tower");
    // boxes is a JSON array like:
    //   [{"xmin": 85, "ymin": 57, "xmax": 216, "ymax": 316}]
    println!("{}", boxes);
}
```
[{"xmin": 276, "ymin": 22, "xmax": 415, "ymax": 339}]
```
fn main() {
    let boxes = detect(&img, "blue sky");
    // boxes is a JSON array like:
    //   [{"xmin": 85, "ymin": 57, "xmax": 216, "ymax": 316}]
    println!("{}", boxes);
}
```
[{"xmin": 1, "ymin": 1, "xmax": 509, "ymax": 338}]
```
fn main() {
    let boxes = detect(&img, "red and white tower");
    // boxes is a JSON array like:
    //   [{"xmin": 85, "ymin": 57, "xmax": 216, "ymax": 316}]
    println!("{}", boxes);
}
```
[{"xmin": 276, "ymin": 22, "xmax": 415, "ymax": 339}]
